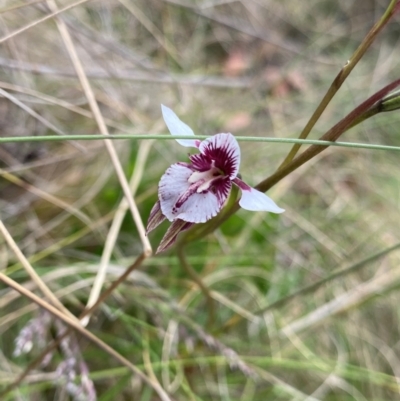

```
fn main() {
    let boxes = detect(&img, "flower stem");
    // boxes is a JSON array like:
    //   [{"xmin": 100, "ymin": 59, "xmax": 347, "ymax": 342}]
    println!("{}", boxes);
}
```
[
  {"xmin": 180, "ymin": 78, "xmax": 400, "ymax": 245},
  {"xmin": 278, "ymin": 0, "xmax": 399, "ymax": 169},
  {"xmin": 177, "ymin": 245, "xmax": 215, "ymax": 328}
]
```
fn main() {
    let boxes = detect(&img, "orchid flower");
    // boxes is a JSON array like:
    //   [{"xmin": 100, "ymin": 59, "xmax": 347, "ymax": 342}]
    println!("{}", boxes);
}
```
[{"xmin": 147, "ymin": 105, "xmax": 284, "ymax": 253}]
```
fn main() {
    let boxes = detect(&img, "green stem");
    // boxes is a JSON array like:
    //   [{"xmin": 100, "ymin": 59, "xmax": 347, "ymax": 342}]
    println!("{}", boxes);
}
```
[
  {"xmin": 176, "ymin": 245, "xmax": 215, "ymax": 328},
  {"xmin": 180, "ymin": 78, "xmax": 400, "ymax": 245},
  {"xmin": 3, "ymin": 134, "xmax": 400, "ymax": 152}
]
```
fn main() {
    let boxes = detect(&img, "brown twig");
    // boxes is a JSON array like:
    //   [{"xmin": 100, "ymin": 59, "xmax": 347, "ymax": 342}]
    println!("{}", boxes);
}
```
[
  {"xmin": 180, "ymin": 78, "xmax": 400, "ymax": 245},
  {"xmin": 279, "ymin": 0, "xmax": 400, "ymax": 168}
]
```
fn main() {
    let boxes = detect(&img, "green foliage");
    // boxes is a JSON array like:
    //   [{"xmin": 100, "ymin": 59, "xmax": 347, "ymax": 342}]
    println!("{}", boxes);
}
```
[{"xmin": 98, "ymin": 375, "xmax": 132, "ymax": 401}]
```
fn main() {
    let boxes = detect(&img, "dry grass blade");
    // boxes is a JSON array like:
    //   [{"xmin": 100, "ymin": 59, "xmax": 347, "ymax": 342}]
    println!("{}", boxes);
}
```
[
  {"xmin": 0, "ymin": 220, "xmax": 77, "ymax": 321},
  {"xmin": 0, "ymin": 0, "xmax": 46, "ymax": 14},
  {"xmin": 0, "ymin": 168, "xmax": 92, "ymax": 226},
  {"xmin": 283, "ymin": 206, "xmax": 345, "ymax": 262},
  {"xmin": 0, "ymin": 87, "xmax": 84, "ymax": 151},
  {"xmin": 6, "ymin": 213, "xmax": 114, "ymax": 275},
  {"xmin": 0, "ymin": 56, "xmax": 252, "ymax": 87},
  {"xmin": 0, "ymin": 0, "xmax": 91, "ymax": 44},
  {"xmin": 82, "ymin": 140, "xmax": 153, "ymax": 326},
  {"xmin": 118, "ymin": 0, "xmax": 182, "ymax": 67},
  {"xmin": 0, "ymin": 80, "xmax": 132, "ymax": 133},
  {"xmin": 279, "ymin": 266, "xmax": 400, "ymax": 338},
  {"xmin": 255, "ymin": 241, "xmax": 400, "ymax": 316},
  {"xmin": 45, "ymin": 0, "xmax": 151, "ymax": 256}
]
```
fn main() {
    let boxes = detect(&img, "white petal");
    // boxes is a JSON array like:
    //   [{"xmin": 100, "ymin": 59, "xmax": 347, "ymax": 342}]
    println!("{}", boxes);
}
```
[
  {"xmin": 159, "ymin": 163, "xmax": 193, "ymax": 221},
  {"xmin": 175, "ymin": 191, "xmax": 221, "ymax": 223},
  {"xmin": 158, "ymin": 163, "xmax": 224, "ymax": 223},
  {"xmin": 161, "ymin": 104, "xmax": 199, "ymax": 148},
  {"xmin": 234, "ymin": 178, "xmax": 284, "ymax": 213},
  {"xmin": 198, "ymin": 133, "xmax": 240, "ymax": 179}
]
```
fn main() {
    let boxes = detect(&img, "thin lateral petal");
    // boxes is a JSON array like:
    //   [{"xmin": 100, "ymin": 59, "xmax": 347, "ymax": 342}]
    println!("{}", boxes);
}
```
[
  {"xmin": 159, "ymin": 163, "xmax": 193, "ymax": 221},
  {"xmin": 146, "ymin": 201, "xmax": 166, "ymax": 234},
  {"xmin": 157, "ymin": 219, "xmax": 193, "ymax": 253},
  {"xmin": 161, "ymin": 104, "xmax": 200, "ymax": 148},
  {"xmin": 198, "ymin": 133, "xmax": 240, "ymax": 179},
  {"xmin": 233, "ymin": 178, "xmax": 285, "ymax": 214}
]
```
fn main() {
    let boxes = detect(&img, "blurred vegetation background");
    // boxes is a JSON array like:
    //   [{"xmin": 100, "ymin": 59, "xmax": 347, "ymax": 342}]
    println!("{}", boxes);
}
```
[{"xmin": 0, "ymin": 0, "xmax": 400, "ymax": 400}]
